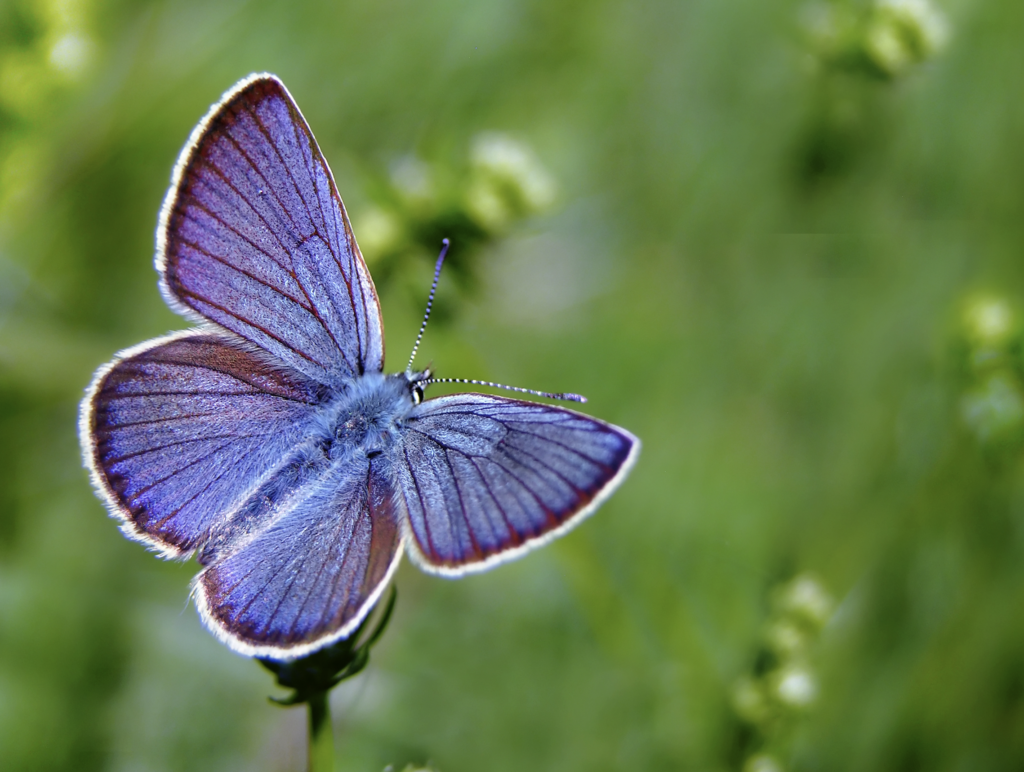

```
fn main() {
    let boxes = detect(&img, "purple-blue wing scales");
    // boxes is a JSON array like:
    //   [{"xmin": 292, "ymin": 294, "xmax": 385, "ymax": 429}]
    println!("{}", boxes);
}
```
[
  {"xmin": 393, "ymin": 394, "xmax": 640, "ymax": 575},
  {"xmin": 157, "ymin": 74, "xmax": 384, "ymax": 385},
  {"xmin": 80, "ymin": 331, "xmax": 325, "ymax": 558},
  {"xmin": 196, "ymin": 458, "xmax": 402, "ymax": 658}
]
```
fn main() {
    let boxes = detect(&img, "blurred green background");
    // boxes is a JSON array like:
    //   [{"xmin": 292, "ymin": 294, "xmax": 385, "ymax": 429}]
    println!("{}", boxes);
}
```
[{"xmin": 3, "ymin": 0, "xmax": 1024, "ymax": 770}]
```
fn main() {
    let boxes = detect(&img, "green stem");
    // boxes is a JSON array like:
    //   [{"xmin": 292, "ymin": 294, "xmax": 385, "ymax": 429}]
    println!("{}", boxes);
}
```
[{"xmin": 307, "ymin": 690, "xmax": 334, "ymax": 772}]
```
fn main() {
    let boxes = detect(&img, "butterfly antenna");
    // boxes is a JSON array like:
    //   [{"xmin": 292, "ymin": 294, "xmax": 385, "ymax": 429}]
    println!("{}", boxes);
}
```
[
  {"xmin": 406, "ymin": 239, "xmax": 449, "ymax": 374},
  {"xmin": 406, "ymin": 239, "xmax": 586, "ymax": 405},
  {"xmin": 420, "ymin": 377, "xmax": 587, "ymax": 404}
]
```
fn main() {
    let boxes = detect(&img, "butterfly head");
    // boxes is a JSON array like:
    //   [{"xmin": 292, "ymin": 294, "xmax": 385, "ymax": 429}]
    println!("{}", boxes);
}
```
[{"xmin": 405, "ymin": 367, "xmax": 433, "ymax": 405}]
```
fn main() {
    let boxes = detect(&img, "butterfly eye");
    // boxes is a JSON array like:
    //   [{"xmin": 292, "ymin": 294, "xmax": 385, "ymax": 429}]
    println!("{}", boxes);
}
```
[{"xmin": 411, "ymin": 384, "xmax": 425, "ymax": 405}]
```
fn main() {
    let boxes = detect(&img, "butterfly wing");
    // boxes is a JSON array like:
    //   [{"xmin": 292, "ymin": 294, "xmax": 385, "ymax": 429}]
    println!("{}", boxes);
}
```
[
  {"xmin": 196, "ymin": 456, "xmax": 402, "ymax": 658},
  {"xmin": 81, "ymin": 331, "xmax": 326, "ymax": 558},
  {"xmin": 393, "ymin": 394, "xmax": 640, "ymax": 575},
  {"xmin": 157, "ymin": 73, "xmax": 384, "ymax": 384}
]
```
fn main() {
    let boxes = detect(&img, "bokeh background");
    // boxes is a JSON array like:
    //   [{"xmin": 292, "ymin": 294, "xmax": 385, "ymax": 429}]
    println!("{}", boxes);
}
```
[{"xmin": 3, "ymin": 0, "xmax": 1024, "ymax": 770}]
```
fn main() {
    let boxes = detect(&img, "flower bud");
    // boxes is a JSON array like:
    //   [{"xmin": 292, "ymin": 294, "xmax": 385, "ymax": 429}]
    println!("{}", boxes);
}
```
[
  {"xmin": 470, "ymin": 133, "xmax": 557, "ymax": 214},
  {"xmin": 772, "ymin": 664, "xmax": 818, "ymax": 708},
  {"xmin": 743, "ymin": 753, "xmax": 784, "ymax": 772},
  {"xmin": 962, "ymin": 295, "xmax": 1015, "ymax": 350},
  {"xmin": 865, "ymin": 0, "xmax": 949, "ymax": 76},
  {"xmin": 773, "ymin": 573, "xmax": 834, "ymax": 630},
  {"xmin": 732, "ymin": 676, "xmax": 774, "ymax": 725}
]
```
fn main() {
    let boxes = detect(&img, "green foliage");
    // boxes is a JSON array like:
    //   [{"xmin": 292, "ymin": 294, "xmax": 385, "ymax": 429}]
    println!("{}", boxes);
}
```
[{"xmin": 5, "ymin": 0, "xmax": 1024, "ymax": 771}]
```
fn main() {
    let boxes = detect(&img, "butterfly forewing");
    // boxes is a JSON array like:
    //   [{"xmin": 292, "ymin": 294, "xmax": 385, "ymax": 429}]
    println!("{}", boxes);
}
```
[
  {"xmin": 197, "ymin": 457, "xmax": 402, "ymax": 658},
  {"xmin": 394, "ymin": 394, "xmax": 640, "ymax": 574},
  {"xmin": 158, "ymin": 74, "xmax": 384, "ymax": 385},
  {"xmin": 83, "ymin": 332, "xmax": 325, "ymax": 557}
]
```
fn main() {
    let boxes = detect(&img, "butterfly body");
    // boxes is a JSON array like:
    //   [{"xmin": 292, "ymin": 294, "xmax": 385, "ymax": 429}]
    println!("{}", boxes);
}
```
[
  {"xmin": 80, "ymin": 74, "xmax": 639, "ymax": 659},
  {"xmin": 312, "ymin": 371, "xmax": 419, "ymax": 459},
  {"xmin": 180, "ymin": 369, "xmax": 406, "ymax": 567}
]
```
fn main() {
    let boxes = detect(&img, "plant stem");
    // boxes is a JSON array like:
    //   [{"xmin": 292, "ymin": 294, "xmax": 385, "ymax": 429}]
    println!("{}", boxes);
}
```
[{"xmin": 307, "ymin": 690, "xmax": 334, "ymax": 772}]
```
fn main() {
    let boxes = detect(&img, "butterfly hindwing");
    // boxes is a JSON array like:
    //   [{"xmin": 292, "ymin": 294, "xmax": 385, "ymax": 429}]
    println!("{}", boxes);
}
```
[
  {"xmin": 393, "ymin": 394, "xmax": 640, "ymax": 574},
  {"xmin": 196, "ymin": 456, "xmax": 402, "ymax": 658},
  {"xmin": 158, "ymin": 74, "xmax": 384, "ymax": 385},
  {"xmin": 81, "ymin": 331, "xmax": 326, "ymax": 558}
]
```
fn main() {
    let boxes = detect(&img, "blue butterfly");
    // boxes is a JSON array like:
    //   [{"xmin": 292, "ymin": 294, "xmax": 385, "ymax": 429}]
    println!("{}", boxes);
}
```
[{"xmin": 79, "ymin": 74, "xmax": 640, "ymax": 660}]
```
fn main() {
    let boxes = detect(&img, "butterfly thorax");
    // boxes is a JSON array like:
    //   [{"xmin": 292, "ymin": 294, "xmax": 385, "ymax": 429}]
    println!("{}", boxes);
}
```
[{"xmin": 316, "ymin": 371, "xmax": 425, "ymax": 462}]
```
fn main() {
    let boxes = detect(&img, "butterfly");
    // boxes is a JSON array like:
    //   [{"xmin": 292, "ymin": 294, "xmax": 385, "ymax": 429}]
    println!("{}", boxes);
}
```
[{"xmin": 79, "ymin": 73, "xmax": 640, "ymax": 660}]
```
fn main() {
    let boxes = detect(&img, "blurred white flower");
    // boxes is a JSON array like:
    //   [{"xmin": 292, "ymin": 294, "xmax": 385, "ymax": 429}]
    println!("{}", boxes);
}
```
[
  {"xmin": 963, "ymin": 295, "xmax": 1015, "ymax": 349},
  {"xmin": 48, "ymin": 32, "xmax": 94, "ymax": 79},
  {"xmin": 765, "ymin": 619, "xmax": 809, "ymax": 659},
  {"xmin": 744, "ymin": 753, "xmax": 785, "ymax": 772},
  {"xmin": 866, "ymin": 0, "xmax": 949, "ymax": 76},
  {"xmin": 774, "ymin": 664, "xmax": 818, "ymax": 708},
  {"xmin": 775, "ymin": 573, "xmax": 834, "ymax": 629},
  {"xmin": 470, "ymin": 132, "xmax": 557, "ymax": 213},
  {"xmin": 878, "ymin": 0, "xmax": 949, "ymax": 53},
  {"xmin": 865, "ymin": 20, "xmax": 910, "ymax": 75},
  {"xmin": 465, "ymin": 177, "xmax": 511, "ymax": 232}
]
